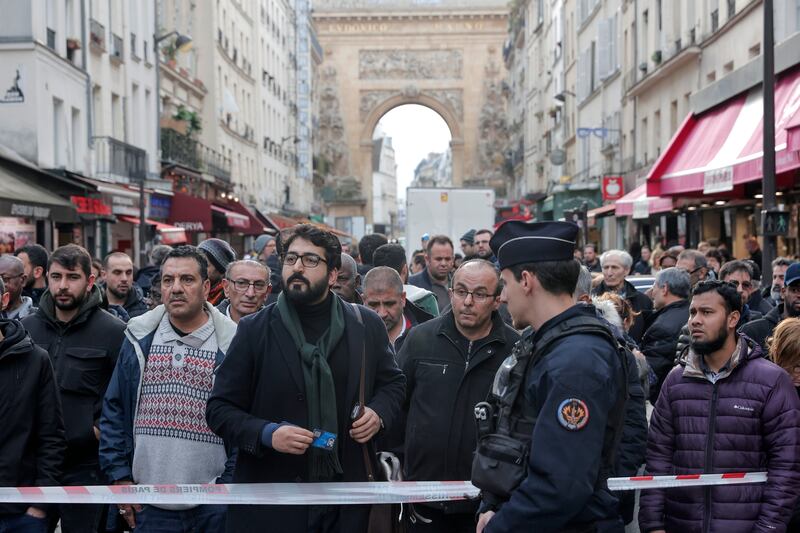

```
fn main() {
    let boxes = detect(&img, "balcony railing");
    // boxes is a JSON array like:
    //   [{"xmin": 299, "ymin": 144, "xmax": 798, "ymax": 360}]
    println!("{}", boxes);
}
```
[
  {"xmin": 93, "ymin": 136, "xmax": 147, "ymax": 183},
  {"xmin": 200, "ymin": 144, "xmax": 232, "ymax": 183},
  {"xmin": 161, "ymin": 128, "xmax": 231, "ymax": 183},
  {"xmin": 90, "ymin": 19, "xmax": 105, "ymax": 50}
]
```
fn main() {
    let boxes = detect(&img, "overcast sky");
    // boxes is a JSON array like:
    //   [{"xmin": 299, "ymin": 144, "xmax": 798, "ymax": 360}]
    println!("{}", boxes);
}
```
[{"xmin": 375, "ymin": 104, "xmax": 452, "ymax": 201}]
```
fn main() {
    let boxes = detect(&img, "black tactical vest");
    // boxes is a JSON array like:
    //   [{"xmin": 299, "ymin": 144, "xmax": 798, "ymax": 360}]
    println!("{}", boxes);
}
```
[{"xmin": 472, "ymin": 314, "xmax": 629, "ymax": 501}]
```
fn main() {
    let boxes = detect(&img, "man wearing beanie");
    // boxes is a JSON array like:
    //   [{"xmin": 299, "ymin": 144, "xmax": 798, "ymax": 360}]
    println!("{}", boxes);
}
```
[
  {"xmin": 198, "ymin": 239, "xmax": 236, "ymax": 306},
  {"xmin": 460, "ymin": 229, "xmax": 476, "ymax": 260}
]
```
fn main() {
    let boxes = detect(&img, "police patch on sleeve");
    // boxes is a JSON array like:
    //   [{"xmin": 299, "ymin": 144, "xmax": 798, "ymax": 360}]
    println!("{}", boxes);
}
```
[{"xmin": 557, "ymin": 398, "xmax": 589, "ymax": 431}]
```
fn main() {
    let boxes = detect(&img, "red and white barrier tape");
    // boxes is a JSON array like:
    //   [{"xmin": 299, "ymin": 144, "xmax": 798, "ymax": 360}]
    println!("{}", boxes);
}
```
[
  {"xmin": 0, "ymin": 481, "xmax": 480, "ymax": 506},
  {"xmin": 607, "ymin": 472, "xmax": 768, "ymax": 491},
  {"xmin": 0, "ymin": 473, "xmax": 769, "ymax": 505}
]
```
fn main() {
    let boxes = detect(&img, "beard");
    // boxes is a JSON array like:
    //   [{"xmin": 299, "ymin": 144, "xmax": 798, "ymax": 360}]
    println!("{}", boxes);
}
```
[
  {"xmin": 786, "ymin": 299, "xmax": 800, "ymax": 318},
  {"xmin": 284, "ymin": 273, "xmax": 329, "ymax": 306},
  {"xmin": 691, "ymin": 323, "xmax": 729, "ymax": 355},
  {"xmin": 53, "ymin": 291, "xmax": 86, "ymax": 311},
  {"xmin": 108, "ymin": 285, "xmax": 130, "ymax": 300}
]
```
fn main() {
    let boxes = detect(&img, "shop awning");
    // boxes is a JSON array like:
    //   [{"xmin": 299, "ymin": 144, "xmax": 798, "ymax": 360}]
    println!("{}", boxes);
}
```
[
  {"xmin": 616, "ymin": 184, "xmax": 675, "ymax": 218},
  {"xmin": 265, "ymin": 213, "xmax": 301, "ymax": 230},
  {"xmin": 118, "ymin": 216, "xmax": 188, "ymax": 245},
  {"xmin": 648, "ymin": 65, "xmax": 800, "ymax": 197},
  {"xmin": 168, "ymin": 192, "xmax": 213, "ymax": 232},
  {"xmin": 211, "ymin": 205, "xmax": 250, "ymax": 230},
  {"xmin": 0, "ymin": 164, "xmax": 78, "ymax": 222},
  {"xmin": 217, "ymin": 201, "xmax": 269, "ymax": 235},
  {"xmin": 587, "ymin": 203, "xmax": 616, "ymax": 218}
]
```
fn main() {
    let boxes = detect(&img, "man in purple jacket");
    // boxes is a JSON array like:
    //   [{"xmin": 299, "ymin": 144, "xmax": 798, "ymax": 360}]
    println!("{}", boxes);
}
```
[{"xmin": 640, "ymin": 280, "xmax": 800, "ymax": 533}]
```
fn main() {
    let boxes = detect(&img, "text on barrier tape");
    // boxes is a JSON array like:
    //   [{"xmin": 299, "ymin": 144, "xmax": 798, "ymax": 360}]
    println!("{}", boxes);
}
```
[
  {"xmin": 608, "ymin": 472, "xmax": 768, "ymax": 491},
  {"xmin": 0, "ymin": 482, "xmax": 480, "ymax": 506}
]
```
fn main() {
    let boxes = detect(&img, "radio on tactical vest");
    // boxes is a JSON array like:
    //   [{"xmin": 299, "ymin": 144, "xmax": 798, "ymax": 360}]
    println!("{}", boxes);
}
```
[{"xmin": 471, "ymin": 315, "xmax": 629, "ymax": 501}]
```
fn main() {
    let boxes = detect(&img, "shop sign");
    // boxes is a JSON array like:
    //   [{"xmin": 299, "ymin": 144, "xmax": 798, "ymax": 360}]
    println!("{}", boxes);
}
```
[
  {"xmin": 0, "ymin": 217, "xmax": 35, "ymax": 254},
  {"xmin": 149, "ymin": 196, "xmax": 172, "ymax": 219},
  {"xmin": 0, "ymin": 67, "xmax": 24, "ymax": 104},
  {"xmin": 10, "ymin": 204, "xmax": 50, "ymax": 218},
  {"xmin": 173, "ymin": 221, "xmax": 205, "ymax": 231},
  {"xmin": 633, "ymin": 198, "xmax": 650, "ymax": 219},
  {"xmin": 111, "ymin": 195, "xmax": 139, "ymax": 217},
  {"xmin": 703, "ymin": 167, "xmax": 733, "ymax": 194},
  {"xmin": 602, "ymin": 176, "xmax": 624, "ymax": 201},
  {"xmin": 70, "ymin": 196, "xmax": 112, "ymax": 216}
]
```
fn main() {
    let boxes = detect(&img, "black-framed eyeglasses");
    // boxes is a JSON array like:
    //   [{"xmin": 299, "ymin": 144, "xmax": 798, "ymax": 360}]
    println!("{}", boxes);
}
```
[
  {"xmin": 678, "ymin": 266, "xmax": 704, "ymax": 275},
  {"xmin": 227, "ymin": 278, "xmax": 270, "ymax": 293},
  {"xmin": 727, "ymin": 279, "xmax": 753, "ymax": 290},
  {"xmin": 282, "ymin": 252, "xmax": 327, "ymax": 269},
  {"xmin": 450, "ymin": 287, "xmax": 497, "ymax": 303}
]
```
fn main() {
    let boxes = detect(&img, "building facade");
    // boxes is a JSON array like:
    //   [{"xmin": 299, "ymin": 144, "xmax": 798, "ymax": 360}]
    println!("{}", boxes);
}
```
[
  {"xmin": 371, "ymin": 134, "xmax": 398, "ymax": 236},
  {"xmin": 0, "ymin": 0, "xmax": 161, "ymax": 258}
]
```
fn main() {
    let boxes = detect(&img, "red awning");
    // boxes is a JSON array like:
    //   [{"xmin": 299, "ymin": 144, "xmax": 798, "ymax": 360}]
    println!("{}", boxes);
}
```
[
  {"xmin": 616, "ymin": 184, "xmax": 674, "ymax": 218},
  {"xmin": 265, "ymin": 213, "xmax": 301, "ymax": 230},
  {"xmin": 587, "ymin": 203, "xmax": 616, "ymax": 218},
  {"xmin": 217, "ymin": 200, "xmax": 268, "ymax": 235},
  {"xmin": 648, "ymin": 66, "xmax": 800, "ymax": 197},
  {"xmin": 169, "ymin": 192, "xmax": 213, "ymax": 232},
  {"xmin": 212, "ymin": 205, "xmax": 250, "ymax": 230},
  {"xmin": 117, "ymin": 216, "xmax": 188, "ymax": 245}
]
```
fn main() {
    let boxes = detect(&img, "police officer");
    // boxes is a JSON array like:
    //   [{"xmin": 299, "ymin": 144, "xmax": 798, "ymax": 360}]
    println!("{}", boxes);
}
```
[{"xmin": 472, "ymin": 221, "xmax": 628, "ymax": 533}]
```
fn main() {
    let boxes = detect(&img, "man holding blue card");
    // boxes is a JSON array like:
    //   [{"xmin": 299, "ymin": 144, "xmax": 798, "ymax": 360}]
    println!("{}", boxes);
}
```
[{"xmin": 207, "ymin": 224, "xmax": 405, "ymax": 533}]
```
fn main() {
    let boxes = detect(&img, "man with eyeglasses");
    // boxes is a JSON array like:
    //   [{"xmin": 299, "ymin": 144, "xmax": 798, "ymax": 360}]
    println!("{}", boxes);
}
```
[
  {"xmin": 396, "ymin": 259, "xmax": 519, "ymax": 532},
  {"xmin": 676, "ymin": 249, "xmax": 711, "ymax": 288},
  {"xmin": 219, "ymin": 260, "xmax": 272, "ymax": 323},
  {"xmin": 742, "ymin": 262, "xmax": 800, "ymax": 352},
  {"xmin": 207, "ymin": 224, "xmax": 404, "ymax": 533},
  {"xmin": 100, "ymin": 245, "xmax": 237, "ymax": 532},
  {"xmin": 0, "ymin": 255, "xmax": 34, "ymax": 320},
  {"xmin": 719, "ymin": 260, "xmax": 763, "ymax": 327}
]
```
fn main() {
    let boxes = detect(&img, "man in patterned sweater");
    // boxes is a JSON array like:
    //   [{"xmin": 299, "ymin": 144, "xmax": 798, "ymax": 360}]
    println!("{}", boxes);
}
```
[{"xmin": 99, "ymin": 245, "xmax": 238, "ymax": 532}]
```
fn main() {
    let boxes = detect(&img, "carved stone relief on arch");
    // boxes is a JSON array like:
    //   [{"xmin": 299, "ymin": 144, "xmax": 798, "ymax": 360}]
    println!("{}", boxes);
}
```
[{"xmin": 358, "ymin": 89, "xmax": 464, "ymax": 121}]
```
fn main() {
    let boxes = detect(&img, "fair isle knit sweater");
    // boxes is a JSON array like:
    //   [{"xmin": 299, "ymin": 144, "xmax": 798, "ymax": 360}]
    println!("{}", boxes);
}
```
[{"xmin": 131, "ymin": 313, "xmax": 226, "ymax": 510}]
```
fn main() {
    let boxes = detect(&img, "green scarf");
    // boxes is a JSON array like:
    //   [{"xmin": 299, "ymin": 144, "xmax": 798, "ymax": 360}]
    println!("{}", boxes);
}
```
[{"xmin": 277, "ymin": 291, "xmax": 345, "ymax": 482}]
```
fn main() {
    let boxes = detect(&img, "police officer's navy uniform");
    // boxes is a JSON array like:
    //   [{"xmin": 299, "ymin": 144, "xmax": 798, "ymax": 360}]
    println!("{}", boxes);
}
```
[{"xmin": 471, "ymin": 221, "xmax": 628, "ymax": 533}]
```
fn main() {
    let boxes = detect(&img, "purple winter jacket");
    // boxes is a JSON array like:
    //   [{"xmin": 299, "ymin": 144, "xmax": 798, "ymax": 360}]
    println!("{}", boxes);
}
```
[{"xmin": 639, "ymin": 335, "xmax": 800, "ymax": 533}]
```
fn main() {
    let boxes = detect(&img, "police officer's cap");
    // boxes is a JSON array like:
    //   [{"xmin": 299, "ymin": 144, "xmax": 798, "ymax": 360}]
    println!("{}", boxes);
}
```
[{"xmin": 490, "ymin": 221, "xmax": 579, "ymax": 270}]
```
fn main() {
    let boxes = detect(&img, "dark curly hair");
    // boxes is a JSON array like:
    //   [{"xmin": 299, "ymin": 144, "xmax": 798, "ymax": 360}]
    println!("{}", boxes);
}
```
[
  {"xmin": 282, "ymin": 224, "xmax": 342, "ymax": 272},
  {"xmin": 692, "ymin": 279, "xmax": 742, "ymax": 314}
]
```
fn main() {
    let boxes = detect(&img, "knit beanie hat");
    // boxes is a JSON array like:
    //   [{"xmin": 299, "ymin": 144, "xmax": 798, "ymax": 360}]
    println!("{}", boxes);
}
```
[
  {"xmin": 460, "ymin": 229, "xmax": 476, "ymax": 245},
  {"xmin": 198, "ymin": 238, "xmax": 236, "ymax": 274},
  {"xmin": 254, "ymin": 234, "xmax": 276, "ymax": 254}
]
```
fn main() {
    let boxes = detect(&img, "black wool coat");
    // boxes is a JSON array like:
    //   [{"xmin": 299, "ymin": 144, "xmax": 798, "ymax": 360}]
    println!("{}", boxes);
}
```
[{"xmin": 206, "ymin": 299, "xmax": 405, "ymax": 533}]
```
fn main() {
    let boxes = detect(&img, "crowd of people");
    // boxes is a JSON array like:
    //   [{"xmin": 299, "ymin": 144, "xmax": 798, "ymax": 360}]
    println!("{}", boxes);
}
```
[{"xmin": 1, "ymin": 223, "xmax": 800, "ymax": 533}]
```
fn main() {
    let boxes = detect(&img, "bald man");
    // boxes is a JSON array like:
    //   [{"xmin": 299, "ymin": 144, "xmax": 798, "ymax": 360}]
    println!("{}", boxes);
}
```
[
  {"xmin": 0, "ymin": 255, "xmax": 33, "ymax": 319},
  {"xmin": 363, "ymin": 267, "xmax": 407, "ymax": 346},
  {"xmin": 332, "ymin": 253, "xmax": 362, "ymax": 304},
  {"xmin": 397, "ymin": 260, "xmax": 520, "ymax": 531}
]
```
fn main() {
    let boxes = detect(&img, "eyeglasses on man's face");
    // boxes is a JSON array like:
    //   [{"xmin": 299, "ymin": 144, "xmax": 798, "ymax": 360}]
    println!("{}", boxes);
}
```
[
  {"xmin": 450, "ymin": 287, "xmax": 496, "ymax": 303},
  {"xmin": 228, "ymin": 278, "xmax": 270, "ymax": 293},
  {"xmin": 282, "ymin": 252, "xmax": 327, "ymax": 269}
]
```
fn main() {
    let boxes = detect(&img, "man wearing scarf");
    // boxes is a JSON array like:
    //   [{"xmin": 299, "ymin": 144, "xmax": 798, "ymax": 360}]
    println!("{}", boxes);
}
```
[
  {"xmin": 207, "ymin": 224, "xmax": 405, "ymax": 533},
  {"xmin": 198, "ymin": 238, "xmax": 236, "ymax": 306}
]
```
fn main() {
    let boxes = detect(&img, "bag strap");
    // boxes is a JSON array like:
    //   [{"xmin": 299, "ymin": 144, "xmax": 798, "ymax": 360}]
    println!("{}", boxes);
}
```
[{"xmin": 351, "ymin": 303, "xmax": 375, "ymax": 482}]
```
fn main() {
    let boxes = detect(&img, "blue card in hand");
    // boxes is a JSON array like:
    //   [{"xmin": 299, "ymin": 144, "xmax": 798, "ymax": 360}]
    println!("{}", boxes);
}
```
[{"xmin": 312, "ymin": 429, "xmax": 337, "ymax": 451}]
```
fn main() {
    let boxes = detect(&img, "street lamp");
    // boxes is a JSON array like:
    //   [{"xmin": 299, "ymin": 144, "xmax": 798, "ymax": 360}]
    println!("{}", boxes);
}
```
[
  {"xmin": 554, "ymin": 90, "xmax": 577, "ymax": 103},
  {"xmin": 140, "ymin": 22, "xmax": 192, "ymax": 267}
]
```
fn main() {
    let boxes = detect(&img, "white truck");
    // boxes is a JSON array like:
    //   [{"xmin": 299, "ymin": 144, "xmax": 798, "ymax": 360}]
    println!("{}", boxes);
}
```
[{"xmin": 405, "ymin": 187, "xmax": 496, "ymax": 256}]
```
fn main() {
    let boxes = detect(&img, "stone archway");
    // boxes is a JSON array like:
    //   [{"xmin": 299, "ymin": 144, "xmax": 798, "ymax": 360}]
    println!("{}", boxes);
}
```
[{"xmin": 313, "ymin": 1, "xmax": 509, "ymax": 226}]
